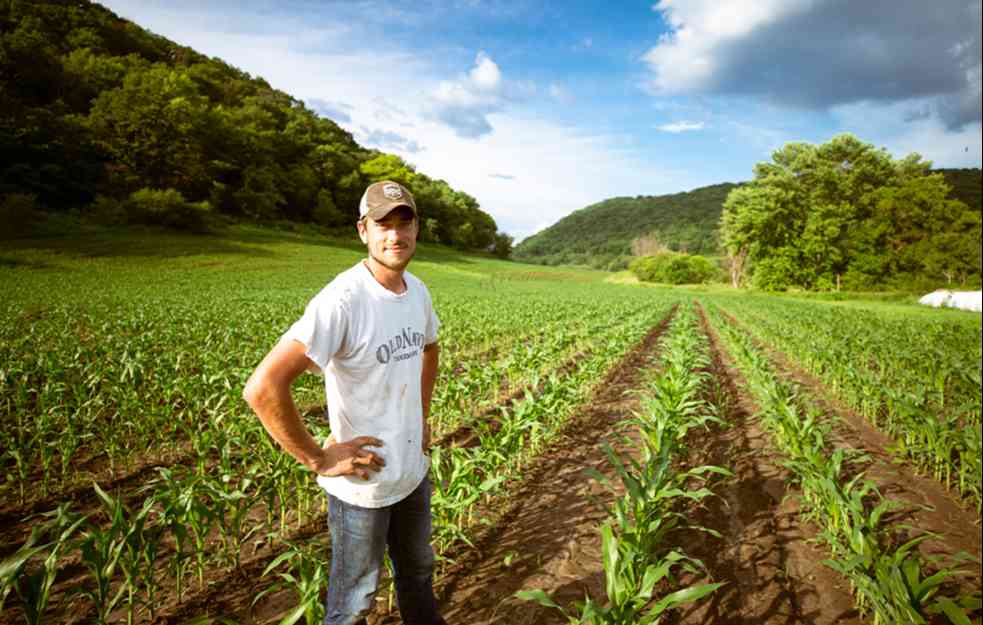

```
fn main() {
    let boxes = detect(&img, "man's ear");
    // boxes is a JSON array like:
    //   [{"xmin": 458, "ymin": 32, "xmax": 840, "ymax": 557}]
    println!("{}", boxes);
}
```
[{"xmin": 356, "ymin": 219, "xmax": 368, "ymax": 244}]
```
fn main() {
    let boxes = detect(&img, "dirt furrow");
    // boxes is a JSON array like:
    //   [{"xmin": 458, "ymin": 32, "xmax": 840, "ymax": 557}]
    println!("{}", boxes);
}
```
[
  {"xmin": 715, "ymin": 307, "xmax": 982, "ymax": 569},
  {"xmin": 429, "ymin": 307, "xmax": 677, "ymax": 625},
  {"xmin": 671, "ymin": 304, "xmax": 863, "ymax": 625}
]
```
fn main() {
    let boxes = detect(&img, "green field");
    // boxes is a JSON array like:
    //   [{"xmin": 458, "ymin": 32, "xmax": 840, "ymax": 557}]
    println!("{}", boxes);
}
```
[{"xmin": 1, "ymin": 227, "xmax": 980, "ymax": 624}]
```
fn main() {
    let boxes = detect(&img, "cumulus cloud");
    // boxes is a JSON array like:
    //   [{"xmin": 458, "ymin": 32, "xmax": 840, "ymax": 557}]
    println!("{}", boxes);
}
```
[
  {"xmin": 427, "ymin": 51, "xmax": 506, "ymax": 138},
  {"xmin": 489, "ymin": 173, "xmax": 515, "ymax": 180},
  {"xmin": 644, "ymin": 0, "xmax": 982, "ymax": 130},
  {"xmin": 469, "ymin": 52, "xmax": 502, "ymax": 91},
  {"xmin": 656, "ymin": 120, "xmax": 705, "ymax": 133}
]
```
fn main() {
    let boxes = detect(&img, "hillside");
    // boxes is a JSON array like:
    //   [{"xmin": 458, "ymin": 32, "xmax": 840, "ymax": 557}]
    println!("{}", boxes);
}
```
[
  {"xmin": 0, "ymin": 1, "xmax": 500, "ymax": 249},
  {"xmin": 515, "ymin": 168, "xmax": 981, "ymax": 270},
  {"xmin": 514, "ymin": 183, "xmax": 739, "ymax": 269}
]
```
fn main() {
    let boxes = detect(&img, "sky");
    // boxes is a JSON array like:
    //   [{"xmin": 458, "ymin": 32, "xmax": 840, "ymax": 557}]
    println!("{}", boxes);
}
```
[{"xmin": 100, "ymin": 0, "xmax": 983, "ymax": 241}]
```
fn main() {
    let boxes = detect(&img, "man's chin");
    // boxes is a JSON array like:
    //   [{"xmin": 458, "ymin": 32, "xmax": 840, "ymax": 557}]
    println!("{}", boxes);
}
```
[{"xmin": 372, "ymin": 251, "xmax": 414, "ymax": 271}]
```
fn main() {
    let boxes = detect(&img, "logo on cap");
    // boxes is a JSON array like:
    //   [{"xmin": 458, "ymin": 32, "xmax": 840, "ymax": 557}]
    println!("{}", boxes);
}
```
[{"xmin": 382, "ymin": 183, "xmax": 403, "ymax": 200}]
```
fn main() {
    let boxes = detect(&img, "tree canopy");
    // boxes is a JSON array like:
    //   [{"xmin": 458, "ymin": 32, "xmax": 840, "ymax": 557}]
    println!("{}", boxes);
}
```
[
  {"xmin": 514, "ymin": 183, "xmax": 737, "ymax": 270},
  {"xmin": 720, "ymin": 134, "xmax": 981, "ymax": 290},
  {"xmin": 0, "ymin": 0, "xmax": 505, "ymax": 250}
]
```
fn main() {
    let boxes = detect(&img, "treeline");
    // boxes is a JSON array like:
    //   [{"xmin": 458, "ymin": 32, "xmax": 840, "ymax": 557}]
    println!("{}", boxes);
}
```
[
  {"xmin": 513, "ymin": 183, "xmax": 738, "ymax": 270},
  {"xmin": 721, "ymin": 134, "xmax": 982, "ymax": 291},
  {"xmin": 0, "ymin": 1, "xmax": 504, "ymax": 250}
]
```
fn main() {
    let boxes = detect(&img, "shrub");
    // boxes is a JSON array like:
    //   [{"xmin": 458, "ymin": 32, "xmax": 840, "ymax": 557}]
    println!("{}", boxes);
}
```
[
  {"xmin": 312, "ymin": 189, "xmax": 347, "ymax": 228},
  {"xmin": 0, "ymin": 193, "xmax": 41, "ymax": 238},
  {"xmin": 629, "ymin": 251, "xmax": 720, "ymax": 284},
  {"xmin": 128, "ymin": 188, "xmax": 211, "ymax": 232},
  {"xmin": 88, "ymin": 195, "xmax": 128, "ymax": 226}
]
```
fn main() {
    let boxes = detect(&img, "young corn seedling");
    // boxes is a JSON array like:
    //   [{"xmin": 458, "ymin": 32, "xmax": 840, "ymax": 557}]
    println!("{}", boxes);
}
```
[
  {"xmin": 254, "ymin": 539, "xmax": 328, "ymax": 625},
  {"xmin": 519, "ymin": 522, "xmax": 722, "ymax": 625},
  {"xmin": 0, "ymin": 505, "xmax": 87, "ymax": 625}
]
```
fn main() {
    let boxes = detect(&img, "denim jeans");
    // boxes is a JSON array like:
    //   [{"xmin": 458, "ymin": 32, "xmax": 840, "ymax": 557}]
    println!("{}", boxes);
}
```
[{"xmin": 324, "ymin": 475, "xmax": 447, "ymax": 625}]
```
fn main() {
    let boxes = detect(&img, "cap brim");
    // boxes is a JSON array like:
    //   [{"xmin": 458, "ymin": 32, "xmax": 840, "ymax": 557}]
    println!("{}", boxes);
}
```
[{"xmin": 364, "ymin": 202, "xmax": 417, "ymax": 221}]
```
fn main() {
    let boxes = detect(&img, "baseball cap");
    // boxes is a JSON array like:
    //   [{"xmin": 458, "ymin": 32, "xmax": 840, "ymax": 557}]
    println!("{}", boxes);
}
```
[{"xmin": 359, "ymin": 181, "xmax": 417, "ymax": 221}]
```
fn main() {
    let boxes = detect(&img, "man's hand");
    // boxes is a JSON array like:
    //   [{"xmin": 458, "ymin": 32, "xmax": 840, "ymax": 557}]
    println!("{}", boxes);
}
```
[{"xmin": 315, "ymin": 436, "xmax": 385, "ymax": 480}]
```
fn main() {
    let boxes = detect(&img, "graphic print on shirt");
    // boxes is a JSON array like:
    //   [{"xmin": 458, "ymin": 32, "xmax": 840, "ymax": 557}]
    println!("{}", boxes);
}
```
[{"xmin": 375, "ymin": 326, "xmax": 426, "ymax": 364}]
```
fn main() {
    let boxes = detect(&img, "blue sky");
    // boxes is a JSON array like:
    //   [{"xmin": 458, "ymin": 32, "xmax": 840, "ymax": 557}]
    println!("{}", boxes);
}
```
[{"xmin": 100, "ymin": 0, "xmax": 982, "ymax": 241}]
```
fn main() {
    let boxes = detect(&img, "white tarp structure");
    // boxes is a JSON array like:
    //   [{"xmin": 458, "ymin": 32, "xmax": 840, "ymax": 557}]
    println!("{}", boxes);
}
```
[{"xmin": 918, "ymin": 290, "xmax": 983, "ymax": 312}]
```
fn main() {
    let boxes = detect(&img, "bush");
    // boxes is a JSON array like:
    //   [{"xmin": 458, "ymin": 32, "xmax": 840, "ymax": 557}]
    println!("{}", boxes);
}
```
[
  {"xmin": 1, "ymin": 193, "xmax": 42, "ymax": 238},
  {"xmin": 629, "ymin": 251, "xmax": 720, "ymax": 284},
  {"xmin": 128, "ymin": 188, "xmax": 211, "ymax": 232},
  {"xmin": 312, "ymin": 189, "xmax": 347, "ymax": 228},
  {"xmin": 750, "ymin": 256, "xmax": 800, "ymax": 291},
  {"xmin": 87, "ymin": 195, "xmax": 128, "ymax": 225}
]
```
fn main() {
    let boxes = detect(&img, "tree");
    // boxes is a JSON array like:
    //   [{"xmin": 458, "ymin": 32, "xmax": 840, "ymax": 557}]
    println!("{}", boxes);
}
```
[
  {"xmin": 88, "ymin": 65, "xmax": 210, "ymax": 194},
  {"xmin": 720, "ymin": 134, "xmax": 980, "ymax": 290},
  {"xmin": 491, "ymin": 232, "xmax": 513, "ymax": 259},
  {"xmin": 359, "ymin": 154, "xmax": 416, "ymax": 186}
]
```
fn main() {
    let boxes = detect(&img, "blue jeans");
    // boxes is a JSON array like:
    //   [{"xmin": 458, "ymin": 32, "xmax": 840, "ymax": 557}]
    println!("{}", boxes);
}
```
[{"xmin": 324, "ymin": 475, "xmax": 447, "ymax": 625}]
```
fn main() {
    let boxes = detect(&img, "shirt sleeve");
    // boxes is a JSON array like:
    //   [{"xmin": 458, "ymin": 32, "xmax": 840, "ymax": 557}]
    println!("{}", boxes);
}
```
[
  {"xmin": 282, "ymin": 291, "xmax": 349, "ymax": 370},
  {"xmin": 424, "ymin": 290, "xmax": 440, "ymax": 345}
]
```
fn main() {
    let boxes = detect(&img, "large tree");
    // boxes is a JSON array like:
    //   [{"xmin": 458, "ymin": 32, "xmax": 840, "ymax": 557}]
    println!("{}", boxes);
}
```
[{"xmin": 720, "ymin": 134, "xmax": 981, "ymax": 290}]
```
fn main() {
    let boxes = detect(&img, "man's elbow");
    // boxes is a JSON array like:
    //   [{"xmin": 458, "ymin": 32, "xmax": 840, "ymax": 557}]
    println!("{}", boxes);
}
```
[{"xmin": 243, "ymin": 373, "xmax": 269, "ymax": 413}]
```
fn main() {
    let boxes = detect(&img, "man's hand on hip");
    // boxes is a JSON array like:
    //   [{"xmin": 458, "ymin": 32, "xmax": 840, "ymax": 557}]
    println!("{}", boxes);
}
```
[{"xmin": 314, "ymin": 436, "xmax": 385, "ymax": 480}]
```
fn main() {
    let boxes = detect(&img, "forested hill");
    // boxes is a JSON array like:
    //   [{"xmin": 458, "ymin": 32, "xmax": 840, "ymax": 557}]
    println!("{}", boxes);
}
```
[
  {"xmin": 0, "ymin": 1, "xmax": 501, "ymax": 249},
  {"xmin": 514, "ymin": 168, "xmax": 981, "ymax": 270},
  {"xmin": 513, "ymin": 183, "xmax": 739, "ymax": 269}
]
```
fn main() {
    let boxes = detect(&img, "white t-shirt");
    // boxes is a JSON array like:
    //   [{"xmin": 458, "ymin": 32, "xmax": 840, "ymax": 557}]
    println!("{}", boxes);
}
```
[{"xmin": 283, "ymin": 261, "xmax": 440, "ymax": 508}]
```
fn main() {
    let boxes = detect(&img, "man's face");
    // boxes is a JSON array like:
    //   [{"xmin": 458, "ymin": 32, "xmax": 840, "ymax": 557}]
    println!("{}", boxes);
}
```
[{"xmin": 357, "ymin": 206, "xmax": 419, "ymax": 271}]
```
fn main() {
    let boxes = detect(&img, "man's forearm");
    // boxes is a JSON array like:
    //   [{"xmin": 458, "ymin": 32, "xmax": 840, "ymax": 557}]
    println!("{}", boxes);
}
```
[
  {"xmin": 421, "ymin": 343, "xmax": 439, "ymax": 446},
  {"xmin": 243, "ymin": 340, "xmax": 325, "ymax": 471},
  {"xmin": 246, "ymin": 379, "xmax": 324, "ymax": 469}
]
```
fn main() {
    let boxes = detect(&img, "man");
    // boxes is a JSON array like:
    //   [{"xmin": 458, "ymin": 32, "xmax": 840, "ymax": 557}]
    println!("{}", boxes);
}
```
[{"xmin": 243, "ymin": 180, "xmax": 447, "ymax": 625}]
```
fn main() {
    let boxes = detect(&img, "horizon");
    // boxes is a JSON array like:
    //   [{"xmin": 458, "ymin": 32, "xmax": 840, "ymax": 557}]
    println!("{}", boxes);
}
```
[{"xmin": 100, "ymin": 0, "xmax": 983, "ymax": 242}]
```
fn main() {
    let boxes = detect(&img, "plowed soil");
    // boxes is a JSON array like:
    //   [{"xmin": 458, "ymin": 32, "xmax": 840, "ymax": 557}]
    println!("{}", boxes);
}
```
[
  {"xmin": 424, "ymin": 304, "xmax": 873, "ymax": 625},
  {"xmin": 714, "ymin": 307, "xmax": 982, "ymax": 600}
]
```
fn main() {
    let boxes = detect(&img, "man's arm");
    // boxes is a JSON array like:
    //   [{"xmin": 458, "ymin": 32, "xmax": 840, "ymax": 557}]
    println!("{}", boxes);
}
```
[
  {"xmin": 421, "ymin": 342, "xmax": 439, "ymax": 452},
  {"xmin": 243, "ymin": 339, "xmax": 385, "ymax": 479}
]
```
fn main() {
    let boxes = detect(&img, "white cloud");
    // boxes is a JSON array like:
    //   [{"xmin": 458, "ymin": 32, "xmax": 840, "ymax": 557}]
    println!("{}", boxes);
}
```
[
  {"xmin": 831, "ymin": 100, "xmax": 983, "ymax": 167},
  {"xmin": 469, "ymin": 52, "xmax": 502, "ymax": 91},
  {"xmin": 644, "ymin": 0, "xmax": 982, "ymax": 130},
  {"xmin": 427, "ymin": 51, "xmax": 508, "ymax": 138},
  {"xmin": 656, "ymin": 120, "xmax": 705, "ymax": 133},
  {"xmin": 645, "ymin": 0, "xmax": 810, "ymax": 93},
  {"xmin": 405, "ymin": 112, "xmax": 687, "ymax": 238}
]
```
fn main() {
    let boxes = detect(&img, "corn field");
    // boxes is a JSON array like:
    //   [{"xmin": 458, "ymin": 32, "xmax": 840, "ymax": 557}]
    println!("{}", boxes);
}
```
[{"xmin": 1, "ymin": 234, "xmax": 980, "ymax": 624}]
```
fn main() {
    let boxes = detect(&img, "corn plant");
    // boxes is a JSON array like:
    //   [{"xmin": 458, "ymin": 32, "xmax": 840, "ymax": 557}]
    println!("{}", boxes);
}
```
[
  {"xmin": 519, "ymin": 523, "xmax": 722, "ymax": 624},
  {"xmin": 520, "ymin": 304, "xmax": 728, "ymax": 623},
  {"xmin": 0, "ymin": 505, "xmax": 86, "ymax": 625},
  {"xmin": 254, "ymin": 539, "xmax": 329, "ymax": 625},
  {"xmin": 707, "ymin": 303, "xmax": 979, "ymax": 625}
]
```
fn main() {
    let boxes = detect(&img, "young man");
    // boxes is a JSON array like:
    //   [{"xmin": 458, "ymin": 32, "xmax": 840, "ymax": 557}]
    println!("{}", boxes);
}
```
[{"xmin": 243, "ymin": 180, "xmax": 447, "ymax": 625}]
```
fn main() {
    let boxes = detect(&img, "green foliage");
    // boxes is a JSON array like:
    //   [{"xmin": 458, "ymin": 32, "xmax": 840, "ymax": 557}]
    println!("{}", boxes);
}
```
[
  {"xmin": 311, "ymin": 189, "xmax": 347, "ymax": 228},
  {"xmin": 515, "ymin": 183, "xmax": 736, "ymax": 268},
  {"xmin": 0, "ymin": 0, "xmax": 499, "ymax": 249},
  {"xmin": 128, "ymin": 188, "xmax": 211, "ymax": 232},
  {"xmin": 0, "ymin": 193, "xmax": 41, "ymax": 238},
  {"xmin": 629, "ymin": 252, "xmax": 719, "ymax": 285},
  {"xmin": 491, "ymin": 232, "xmax": 514, "ymax": 259},
  {"xmin": 721, "ymin": 134, "xmax": 982, "ymax": 290},
  {"xmin": 86, "ymin": 195, "xmax": 128, "ymax": 226}
]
